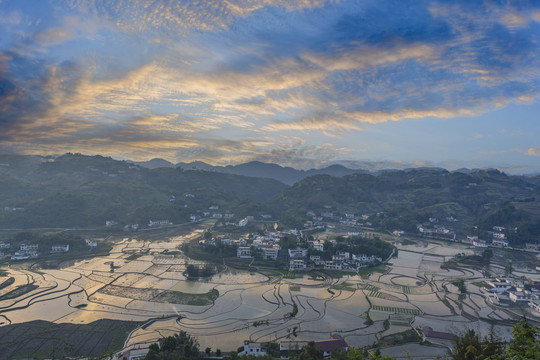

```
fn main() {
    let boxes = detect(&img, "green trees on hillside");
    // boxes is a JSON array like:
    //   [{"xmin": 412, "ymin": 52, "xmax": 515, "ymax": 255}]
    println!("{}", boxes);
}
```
[{"xmin": 449, "ymin": 320, "xmax": 539, "ymax": 360}]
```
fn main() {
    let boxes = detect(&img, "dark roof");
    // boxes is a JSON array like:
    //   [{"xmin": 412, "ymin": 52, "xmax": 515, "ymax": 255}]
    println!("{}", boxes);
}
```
[
  {"xmin": 314, "ymin": 335, "xmax": 348, "ymax": 353},
  {"xmin": 422, "ymin": 326, "xmax": 455, "ymax": 340}
]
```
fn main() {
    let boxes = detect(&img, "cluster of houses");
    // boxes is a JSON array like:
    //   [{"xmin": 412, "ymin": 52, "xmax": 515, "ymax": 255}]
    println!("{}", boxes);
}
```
[
  {"xmin": 416, "ymin": 218, "xmax": 456, "ymax": 241},
  {"xmin": 235, "ymin": 232, "xmax": 283, "ymax": 260},
  {"xmin": 303, "ymin": 250, "xmax": 382, "ymax": 272},
  {"xmin": 483, "ymin": 277, "xmax": 540, "ymax": 315},
  {"xmin": 303, "ymin": 210, "xmax": 371, "ymax": 229},
  {"xmin": 238, "ymin": 335, "xmax": 348, "ymax": 358},
  {"xmin": 0, "ymin": 240, "xmax": 97, "ymax": 261},
  {"xmin": 230, "ymin": 232, "xmax": 383, "ymax": 273}
]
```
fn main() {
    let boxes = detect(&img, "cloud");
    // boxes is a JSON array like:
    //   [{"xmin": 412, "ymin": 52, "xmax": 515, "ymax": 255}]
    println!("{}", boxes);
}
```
[
  {"xmin": 1, "ymin": 0, "xmax": 539, "ymax": 169},
  {"xmin": 526, "ymin": 147, "xmax": 540, "ymax": 156},
  {"xmin": 68, "ymin": 0, "xmax": 328, "ymax": 34}
]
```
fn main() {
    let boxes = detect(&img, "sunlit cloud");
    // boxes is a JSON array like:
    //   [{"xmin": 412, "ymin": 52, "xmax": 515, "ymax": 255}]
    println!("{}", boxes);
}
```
[{"xmin": 0, "ymin": 0, "xmax": 539, "ymax": 171}]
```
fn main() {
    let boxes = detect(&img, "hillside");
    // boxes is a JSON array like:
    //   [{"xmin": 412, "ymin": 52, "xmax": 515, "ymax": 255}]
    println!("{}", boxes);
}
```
[
  {"xmin": 0, "ymin": 154, "xmax": 287, "ymax": 228},
  {"xmin": 271, "ymin": 168, "xmax": 540, "ymax": 244}
]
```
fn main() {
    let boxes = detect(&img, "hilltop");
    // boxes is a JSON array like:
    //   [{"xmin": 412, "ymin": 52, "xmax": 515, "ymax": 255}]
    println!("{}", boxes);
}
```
[{"xmin": 0, "ymin": 153, "xmax": 287, "ymax": 228}]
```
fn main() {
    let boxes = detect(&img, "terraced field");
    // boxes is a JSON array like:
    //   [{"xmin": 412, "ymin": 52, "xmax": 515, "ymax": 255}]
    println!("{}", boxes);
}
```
[{"xmin": 0, "ymin": 236, "xmax": 528, "ymax": 359}]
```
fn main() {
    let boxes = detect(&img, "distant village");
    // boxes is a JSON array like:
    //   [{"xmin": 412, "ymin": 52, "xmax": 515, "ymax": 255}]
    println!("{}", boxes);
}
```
[{"xmin": 482, "ymin": 277, "xmax": 540, "ymax": 320}]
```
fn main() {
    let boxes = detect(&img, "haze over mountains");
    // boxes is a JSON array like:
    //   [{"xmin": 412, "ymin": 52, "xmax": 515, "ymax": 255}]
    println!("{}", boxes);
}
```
[{"xmin": 133, "ymin": 158, "xmax": 524, "ymax": 186}]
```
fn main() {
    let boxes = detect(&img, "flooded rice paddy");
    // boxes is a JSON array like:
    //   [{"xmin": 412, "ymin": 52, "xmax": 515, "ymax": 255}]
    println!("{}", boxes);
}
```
[{"xmin": 0, "ymin": 236, "xmax": 529, "ymax": 358}]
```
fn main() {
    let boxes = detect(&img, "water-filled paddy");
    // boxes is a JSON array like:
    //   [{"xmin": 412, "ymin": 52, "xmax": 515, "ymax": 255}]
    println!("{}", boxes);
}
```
[{"xmin": 0, "ymin": 236, "xmax": 523, "ymax": 359}]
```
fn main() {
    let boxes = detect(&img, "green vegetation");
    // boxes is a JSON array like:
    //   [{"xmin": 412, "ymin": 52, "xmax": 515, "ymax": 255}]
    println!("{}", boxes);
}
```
[
  {"xmin": 0, "ymin": 153, "xmax": 287, "ymax": 229},
  {"xmin": 378, "ymin": 329, "xmax": 421, "ymax": 347},
  {"xmin": 252, "ymin": 320, "xmax": 270, "ymax": 327},
  {"xmin": 332, "ymin": 282, "xmax": 356, "ymax": 292},
  {"xmin": 125, "ymin": 253, "xmax": 143, "ymax": 261},
  {"xmin": 185, "ymin": 263, "xmax": 217, "ymax": 279},
  {"xmin": 451, "ymin": 279, "xmax": 467, "ymax": 293},
  {"xmin": 289, "ymin": 285, "xmax": 301, "ymax": 292},
  {"xmin": 271, "ymin": 169, "xmax": 540, "ymax": 245},
  {"xmin": 448, "ymin": 320, "xmax": 540, "ymax": 360},
  {"xmin": 153, "ymin": 289, "xmax": 219, "ymax": 306},
  {"xmin": 371, "ymin": 305, "xmax": 421, "ymax": 315},
  {"xmin": 145, "ymin": 331, "xmax": 201, "ymax": 360}
]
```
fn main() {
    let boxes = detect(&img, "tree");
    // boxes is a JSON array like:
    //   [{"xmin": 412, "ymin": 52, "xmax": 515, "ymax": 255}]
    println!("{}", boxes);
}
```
[
  {"xmin": 205, "ymin": 347, "xmax": 211, "ymax": 355},
  {"xmin": 299, "ymin": 341, "xmax": 324, "ymax": 360},
  {"xmin": 503, "ymin": 319, "xmax": 540, "ymax": 360},
  {"xmin": 482, "ymin": 249, "xmax": 493, "ymax": 265},
  {"xmin": 144, "ymin": 331, "xmax": 200, "ymax": 360}
]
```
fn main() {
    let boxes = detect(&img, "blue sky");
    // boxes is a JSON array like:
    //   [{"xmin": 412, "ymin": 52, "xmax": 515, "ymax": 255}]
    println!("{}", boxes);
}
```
[{"xmin": 0, "ymin": 0, "xmax": 539, "ymax": 173}]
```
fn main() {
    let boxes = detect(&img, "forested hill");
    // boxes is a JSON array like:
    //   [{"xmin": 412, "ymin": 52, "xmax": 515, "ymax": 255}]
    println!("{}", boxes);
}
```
[
  {"xmin": 0, "ymin": 153, "xmax": 287, "ymax": 228},
  {"xmin": 271, "ymin": 168, "xmax": 540, "ymax": 244}
]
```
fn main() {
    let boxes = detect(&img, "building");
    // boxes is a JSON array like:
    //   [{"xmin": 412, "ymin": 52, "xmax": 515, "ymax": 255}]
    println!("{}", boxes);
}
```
[
  {"xmin": 288, "ymin": 249, "xmax": 307, "ymax": 259},
  {"xmin": 51, "ymin": 245, "xmax": 69, "ymax": 253},
  {"xmin": 473, "ymin": 239, "xmax": 488, "ymax": 248},
  {"xmin": 324, "ymin": 261, "xmax": 343, "ymax": 271},
  {"xmin": 421, "ymin": 326, "xmax": 455, "ymax": 341},
  {"xmin": 237, "ymin": 247, "xmax": 252, "ymax": 259},
  {"xmin": 148, "ymin": 220, "xmax": 172, "ymax": 227},
  {"xmin": 314, "ymin": 335, "xmax": 348, "ymax": 357},
  {"xmin": 310, "ymin": 255, "xmax": 325, "ymax": 265},
  {"xmin": 509, "ymin": 290, "xmax": 537, "ymax": 303},
  {"xmin": 86, "ymin": 239, "xmax": 97, "ymax": 247},
  {"xmin": 492, "ymin": 238, "xmax": 509, "ymax": 247},
  {"xmin": 525, "ymin": 243, "xmax": 540, "ymax": 251},
  {"xmin": 279, "ymin": 341, "xmax": 308, "ymax": 358},
  {"xmin": 20, "ymin": 244, "xmax": 38, "ymax": 251},
  {"xmin": 289, "ymin": 259, "xmax": 307, "ymax": 271},
  {"xmin": 529, "ymin": 299, "xmax": 540, "ymax": 314},
  {"xmin": 238, "ymin": 341, "xmax": 266, "ymax": 357},
  {"xmin": 484, "ymin": 279, "xmax": 512, "ymax": 293},
  {"xmin": 308, "ymin": 240, "xmax": 324, "ymax": 252}
]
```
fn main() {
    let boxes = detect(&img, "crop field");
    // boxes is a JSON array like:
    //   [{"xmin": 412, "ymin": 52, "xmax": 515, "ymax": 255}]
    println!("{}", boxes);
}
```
[{"xmin": 0, "ymin": 234, "xmax": 533, "ymax": 359}]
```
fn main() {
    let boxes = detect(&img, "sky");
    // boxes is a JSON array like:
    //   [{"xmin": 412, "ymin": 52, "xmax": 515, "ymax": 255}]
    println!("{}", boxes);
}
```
[{"xmin": 0, "ymin": 0, "xmax": 539, "ymax": 173}]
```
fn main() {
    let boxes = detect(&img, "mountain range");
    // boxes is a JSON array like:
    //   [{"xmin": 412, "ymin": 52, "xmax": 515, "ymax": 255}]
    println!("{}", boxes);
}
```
[
  {"xmin": 132, "ymin": 159, "xmax": 365, "ymax": 185},
  {"xmin": 1, "ymin": 153, "xmax": 539, "ymax": 245}
]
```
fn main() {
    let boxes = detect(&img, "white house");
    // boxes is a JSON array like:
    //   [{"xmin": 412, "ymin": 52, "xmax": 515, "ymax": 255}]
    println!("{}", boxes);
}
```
[
  {"xmin": 484, "ymin": 279, "xmax": 512, "ymax": 293},
  {"xmin": 324, "ymin": 261, "xmax": 343, "ymax": 270},
  {"xmin": 86, "ymin": 239, "xmax": 97, "ymax": 247},
  {"xmin": 51, "ymin": 245, "xmax": 69, "ymax": 253},
  {"xmin": 289, "ymin": 259, "xmax": 307, "ymax": 271},
  {"xmin": 238, "ymin": 341, "xmax": 266, "ymax": 357},
  {"xmin": 509, "ymin": 290, "xmax": 537, "ymax": 303},
  {"xmin": 237, "ymin": 247, "xmax": 252, "ymax": 258},
  {"xmin": 308, "ymin": 240, "xmax": 324, "ymax": 252},
  {"xmin": 529, "ymin": 299, "xmax": 540, "ymax": 314},
  {"xmin": 288, "ymin": 249, "xmax": 307, "ymax": 259},
  {"xmin": 310, "ymin": 255, "xmax": 325, "ymax": 265},
  {"xmin": 473, "ymin": 240, "xmax": 488, "ymax": 248},
  {"xmin": 148, "ymin": 220, "xmax": 172, "ymax": 227},
  {"xmin": 492, "ymin": 238, "xmax": 509, "ymax": 247},
  {"xmin": 20, "ymin": 244, "xmax": 38, "ymax": 251},
  {"xmin": 262, "ymin": 246, "xmax": 280, "ymax": 260}
]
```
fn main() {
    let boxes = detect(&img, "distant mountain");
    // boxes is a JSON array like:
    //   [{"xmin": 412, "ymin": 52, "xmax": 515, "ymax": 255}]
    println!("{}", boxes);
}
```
[
  {"xmin": 131, "ymin": 158, "xmax": 175, "ymax": 169},
  {"xmin": 175, "ymin": 160, "xmax": 365, "ymax": 185}
]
